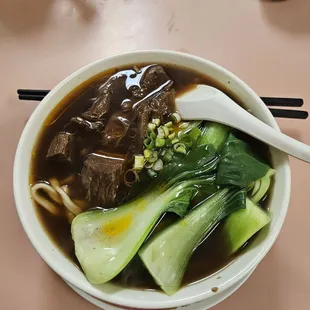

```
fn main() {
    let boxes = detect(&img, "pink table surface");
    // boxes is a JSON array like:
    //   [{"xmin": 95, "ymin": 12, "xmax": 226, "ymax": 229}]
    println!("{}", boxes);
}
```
[{"xmin": 1, "ymin": 0, "xmax": 310, "ymax": 309}]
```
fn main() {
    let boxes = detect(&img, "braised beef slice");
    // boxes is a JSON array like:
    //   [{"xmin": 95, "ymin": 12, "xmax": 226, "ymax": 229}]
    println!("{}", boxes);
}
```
[
  {"xmin": 81, "ymin": 153, "xmax": 125, "ymax": 207},
  {"xmin": 46, "ymin": 132, "xmax": 75, "ymax": 163},
  {"xmin": 82, "ymin": 75, "xmax": 126, "ymax": 122},
  {"xmin": 101, "ymin": 109, "xmax": 133, "ymax": 147},
  {"xmin": 131, "ymin": 65, "xmax": 170, "ymax": 98},
  {"xmin": 70, "ymin": 116, "xmax": 104, "ymax": 133},
  {"xmin": 149, "ymin": 88, "xmax": 175, "ymax": 121},
  {"xmin": 130, "ymin": 88, "xmax": 175, "ymax": 154},
  {"xmin": 134, "ymin": 107, "xmax": 152, "ymax": 153}
]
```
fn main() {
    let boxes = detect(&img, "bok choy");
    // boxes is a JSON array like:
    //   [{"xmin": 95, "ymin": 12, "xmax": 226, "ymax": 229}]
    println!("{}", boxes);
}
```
[
  {"xmin": 223, "ymin": 198, "xmax": 271, "ymax": 254},
  {"xmin": 216, "ymin": 134, "xmax": 274, "ymax": 188},
  {"xmin": 139, "ymin": 188, "xmax": 246, "ymax": 295},
  {"xmin": 71, "ymin": 143, "xmax": 219, "ymax": 284},
  {"xmin": 197, "ymin": 122, "xmax": 230, "ymax": 151}
]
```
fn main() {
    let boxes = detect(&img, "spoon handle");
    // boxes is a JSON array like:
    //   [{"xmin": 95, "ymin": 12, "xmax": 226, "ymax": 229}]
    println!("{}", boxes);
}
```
[{"xmin": 179, "ymin": 94, "xmax": 310, "ymax": 163}]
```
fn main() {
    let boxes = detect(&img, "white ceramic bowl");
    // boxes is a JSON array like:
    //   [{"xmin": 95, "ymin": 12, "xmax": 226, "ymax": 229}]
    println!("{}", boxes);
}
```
[{"xmin": 14, "ymin": 50, "xmax": 291, "ymax": 309}]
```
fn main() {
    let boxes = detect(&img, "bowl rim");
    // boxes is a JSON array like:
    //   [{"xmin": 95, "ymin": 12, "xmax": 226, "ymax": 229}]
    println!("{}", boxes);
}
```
[{"xmin": 13, "ymin": 50, "xmax": 291, "ymax": 309}]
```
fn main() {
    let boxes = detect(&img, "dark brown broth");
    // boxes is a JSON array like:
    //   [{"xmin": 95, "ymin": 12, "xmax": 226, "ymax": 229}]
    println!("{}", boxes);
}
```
[{"xmin": 30, "ymin": 63, "xmax": 270, "ymax": 290}]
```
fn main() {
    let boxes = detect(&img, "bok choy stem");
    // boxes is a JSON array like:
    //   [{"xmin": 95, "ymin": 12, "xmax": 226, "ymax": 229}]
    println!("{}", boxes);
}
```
[
  {"xmin": 71, "ymin": 177, "xmax": 217, "ymax": 284},
  {"xmin": 139, "ymin": 188, "xmax": 246, "ymax": 295}
]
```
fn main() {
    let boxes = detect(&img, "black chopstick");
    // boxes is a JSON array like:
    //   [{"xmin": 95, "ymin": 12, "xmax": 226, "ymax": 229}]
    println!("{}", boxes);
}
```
[
  {"xmin": 269, "ymin": 108, "xmax": 308, "ymax": 119},
  {"xmin": 17, "ymin": 89, "xmax": 308, "ymax": 120},
  {"xmin": 18, "ymin": 94, "xmax": 47, "ymax": 101},
  {"xmin": 260, "ymin": 97, "xmax": 303, "ymax": 107},
  {"xmin": 17, "ymin": 89, "xmax": 304, "ymax": 108},
  {"xmin": 17, "ymin": 89, "xmax": 50, "ymax": 96}
]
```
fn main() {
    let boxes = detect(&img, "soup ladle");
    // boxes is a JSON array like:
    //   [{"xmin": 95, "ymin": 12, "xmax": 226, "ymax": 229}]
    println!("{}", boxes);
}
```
[{"xmin": 176, "ymin": 85, "xmax": 310, "ymax": 162}]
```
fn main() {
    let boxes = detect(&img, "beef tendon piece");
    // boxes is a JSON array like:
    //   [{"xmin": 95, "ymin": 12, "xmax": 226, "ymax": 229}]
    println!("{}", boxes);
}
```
[
  {"xmin": 81, "ymin": 153, "xmax": 125, "ymax": 207},
  {"xmin": 132, "ymin": 65, "xmax": 171, "ymax": 98},
  {"xmin": 131, "ymin": 88, "xmax": 175, "ymax": 154},
  {"xmin": 83, "ymin": 75, "xmax": 126, "ymax": 122},
  {"xmin": 46, "ymin": 132, "xmax": 75, "ymax": 163},
  {"xmin": 149, "ymin": 89, "xmax": 175, "ymax": 121},
  {"xmin": 70, "ymin": 116, "xmax": 104, "ymax": 133}
]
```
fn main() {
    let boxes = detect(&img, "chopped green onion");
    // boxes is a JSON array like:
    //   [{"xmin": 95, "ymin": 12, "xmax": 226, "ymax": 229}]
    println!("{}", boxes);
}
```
[
  {"xmin": 171, "ymin": 138, "xmax": 180, "ymax": 145},
  {"xmin": 157, "ymin": 127, "xmax": 165, "ymax": 138},
  {"xmin": 144, "ymin": 149, "xmax": 152, "ymax": 159},
  {"xmin": 159, "ymin": 149, "xmax": 167, "ymax": 158},
  {"xmin": 149, "ymin": 131, "xmax": 156, "ymax": 140},
  {"xmin": 179, "ymin": 122, "xmax": 189, "ymax": 129},
  {"xmin": 145, "ymin": 162, "xmax": 154, "ymax": 169},
  {"xmin": 168, "ymin": 127, "xmax": 174, "ymax": 132},
  {"xmin": 168, "ymin": 132, "xmax": 176, "ymax": 140},
  {"xmin": 144, "ymin": 138, "xmax": 155, "ymax": 150},
  {"xmin": 162, "ymin": 152, "xmax": 173, "ymax": 163},
  {"xmin": 153, "ymin": 159, "xmax": 164, "ymax": 172},
  {"xmin": 148, "ymin": 151, "xmax": 158, "ymax": 163},
  {"xmin": 155, "ymin": 137, "xmax": 166, "ymax": 148},
  {"xmin": 161, "ymin": 126, "xmax": 169, "ymax": 137},
  {"xmin": 170, "ymin": 112, "xmax": 181, "ymax": 124},
  {"xmin": 134, "ymin": 155, "xmax": 145, "ymax": 170},
  {"xmin": 178, "ymin": 121, "xmax": 202, "ymax": 136},
  {"xmin": 165, "ymin": 121, "xmax": 173, "ymax": 127},
  {"xmin": 152, "ymin": 118, "xmax": 161, "ymax": 126},
  {"xmin": 174, "ymin": 143, "xmax": 187, "ymax": 154},
  {"xmin": 147, "ymin": 169, "xmax": 157, "ymax": 179},
  {"xmin": 148, "ymin": 123, "xmax": 157, "ymax": 132}
]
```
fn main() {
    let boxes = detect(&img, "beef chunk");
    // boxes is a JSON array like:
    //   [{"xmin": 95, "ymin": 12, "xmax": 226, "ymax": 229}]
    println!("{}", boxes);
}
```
[
  {"xmin": 131, "ymin": 88, "xmax": 175, "ymax": 154},
  {"xmin": 82, "ymin": 75, "xmax": 126, "ymax": 122},
  {"xmin": 81, "ymin": 153, "xmax": 125, "ymax": 207},
  {"xmin": 149, "ymin": 89, "xmax": 175, "ymax": 121},
  {"xmin": 46, "ymin": 132, "xmax": 75, "ymax": 163},
  {"xmin": 101, "ymin": 109, "xmax": 133, "ymax": 148},
  {"xmin": 131, "ymin": 65, "xmax": 170, "ymax": 98},
  {"xmin": 134, "ymin": 107, "xmax": 152, "ymax": 153},
  {"xmin": 70, "ymin": 116, "xmax": 104, "ymax": 132}
]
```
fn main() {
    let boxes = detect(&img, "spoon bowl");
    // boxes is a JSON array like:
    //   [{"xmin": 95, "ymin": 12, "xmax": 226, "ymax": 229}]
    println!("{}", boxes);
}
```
[{"xmin": 177, "ymin": 85, "xmax": 310, "ymax": 162}]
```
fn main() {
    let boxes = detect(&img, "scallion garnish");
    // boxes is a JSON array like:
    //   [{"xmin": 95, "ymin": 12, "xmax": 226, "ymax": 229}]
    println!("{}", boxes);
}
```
[
  {"xmin": 152, "ymin": 118, "xmax": 161, "ymax": 126},
  {"xmin": 144, "ymin": 149, "xmax": 152, "ymax": 159},
  {"xmin": 179, "ymin": 122, "xmax": 189, "ymax": 129},
  {"xmin": 144, "ymin": 137, "xmax": 155, "ymax": 150},
  {"xmin": 155, "ymin": 137, "xmax": 166, "ymax": 148},
  {"xmin": 171, "ymin": 138, "xmax": 180, "ymax": 145},
  {"xmin": 153, "ymin": 159, "xmax": 164, "ymax": 171},
  {"xmin": 148, "ymin": 123, "xmax": 157, "ymax": 132},
  {"xmin": 168, "ymin": 132, "xmax": 176, "ymax": 140},
  {"xmin": 174, "ymin": 143, "xmax": 187, "ymax": 154},
  {"xmin": 147, "ymin": 169, "xmax": 157, "ymax": 179},
  {"xmin": 134, "ymin": 155, "xmax": 145, "ymax": 170},
  {"xmin": 148, "ymin": 151, "xmax": 158, "ymax": 163},
  {"xmin": 170, "ymin": 112, "xmax": 181, "ymax": 124}
]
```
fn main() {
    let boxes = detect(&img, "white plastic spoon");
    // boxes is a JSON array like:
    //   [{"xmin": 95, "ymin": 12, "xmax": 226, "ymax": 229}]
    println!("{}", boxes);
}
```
[{"xmin": 176, "ymin": 85, "xmax": 310, "ymax": 162}]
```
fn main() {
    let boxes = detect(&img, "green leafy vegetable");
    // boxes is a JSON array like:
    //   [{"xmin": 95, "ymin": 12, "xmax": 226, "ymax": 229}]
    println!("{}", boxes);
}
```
[
  {"xmin": 127, "ymin": 142, "xmax": 218, "ymax": 201},
  {"xmin": 159, "ymin": 145, "xmax": 218, "ymax": 188},
  {"xmin": 216, "ymin": 134, "xmax": 273, "ymax": 187},
  {"xmin": 250, "ymin": 169, "xmax": 275, "ymax": 203},
  {"xmin": 139, "ymin": 188, "xmax": 246, "ymax": 295},
  {"xmin": 188, "ymin": 126, "xmax": 201, "ymax": 142},
  {"xmin": 223, "ymin": 198, "xmax": 271, "ymax": 254},
  {"xmin": 197, "ymin": 122, "xmax": 230, "ymax": 151},
  {"xmin": 72, "ymin": 174, "xmax": 217, "ymax": 284}
]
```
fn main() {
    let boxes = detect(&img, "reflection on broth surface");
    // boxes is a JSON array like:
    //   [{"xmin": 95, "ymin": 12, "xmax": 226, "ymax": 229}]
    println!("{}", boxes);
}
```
[{"xmin": 30, "ymin": 64, "xmax": 272, "ymax": 293}]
